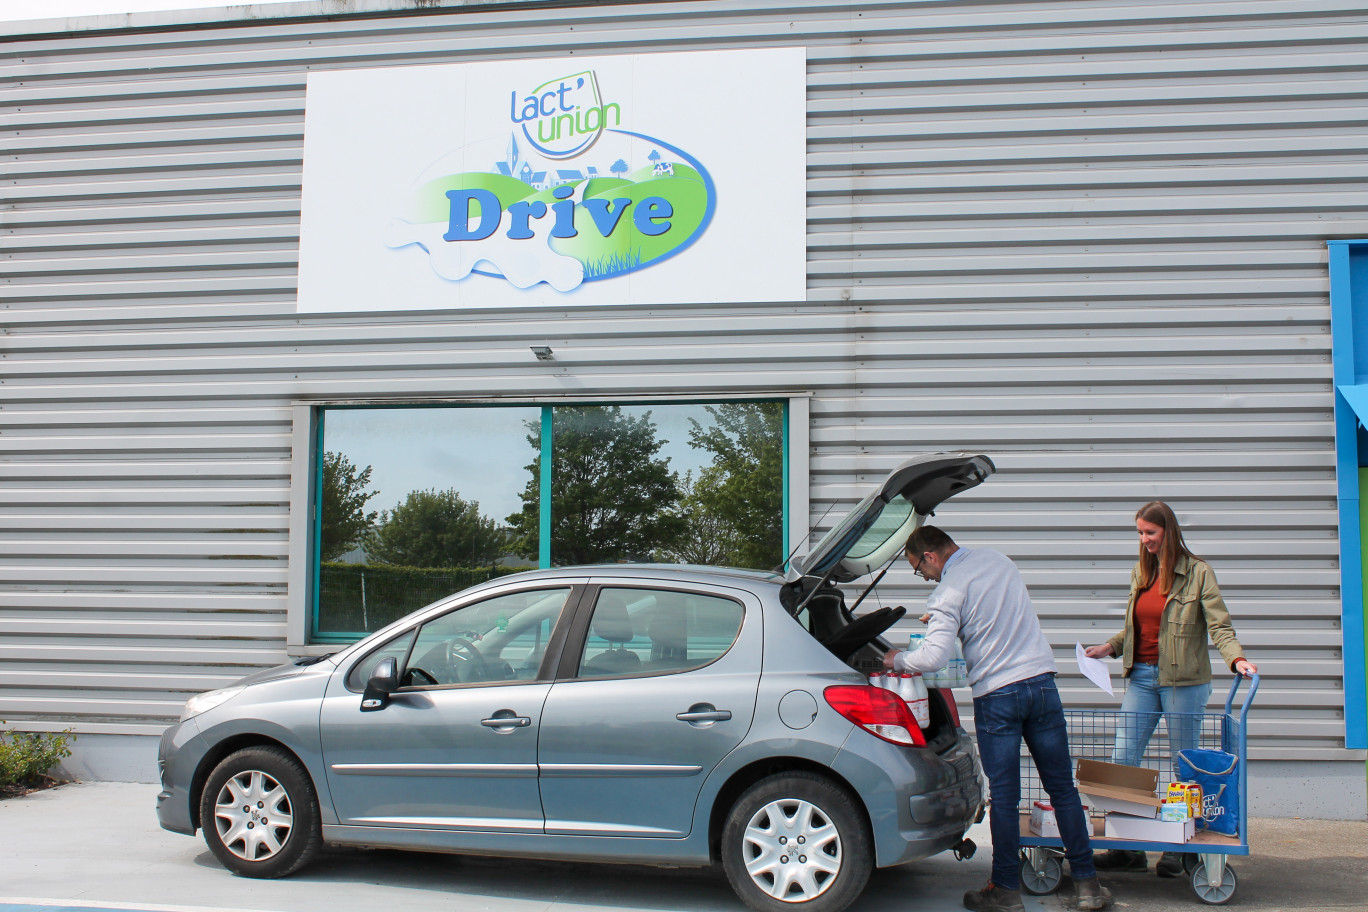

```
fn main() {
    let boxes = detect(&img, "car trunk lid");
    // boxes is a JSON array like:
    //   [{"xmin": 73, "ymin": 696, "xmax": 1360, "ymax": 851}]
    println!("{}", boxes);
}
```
[{"xmin": 788, "ymin": 453, "xmax": 995, "ymax": 585}]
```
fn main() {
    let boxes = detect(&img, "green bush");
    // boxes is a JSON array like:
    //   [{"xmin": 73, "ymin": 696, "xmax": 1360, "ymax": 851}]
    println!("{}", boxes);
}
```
[{"xmin": 0, "ymin": 722, "xmax": 74, "ymax": 791}]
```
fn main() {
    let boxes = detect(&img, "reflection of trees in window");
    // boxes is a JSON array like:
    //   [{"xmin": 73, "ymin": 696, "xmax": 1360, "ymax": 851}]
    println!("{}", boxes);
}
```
[
  {"xmin": 667, "ymin": 470, "xmax": 742, "ymax": 565},
  {"xmin": 506, "ymin": 405, "xmax": 682, "ymax": 565},
  {"xmin": 681, "ymin": 402, "xmax": 785, "ymax": 569},
  {"xmin": 319, "ymin": 451, "xmax": 379, "ymax": 561},
  {"xmin": 367, "ymin": 488, "xmax": 506, "ymax": 568}
]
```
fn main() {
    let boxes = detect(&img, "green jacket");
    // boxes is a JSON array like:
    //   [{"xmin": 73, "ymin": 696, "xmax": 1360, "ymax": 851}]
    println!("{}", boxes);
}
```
[{"xmin": 1105, "ymin": 554, "xmax": 1245, "ymax": 687}]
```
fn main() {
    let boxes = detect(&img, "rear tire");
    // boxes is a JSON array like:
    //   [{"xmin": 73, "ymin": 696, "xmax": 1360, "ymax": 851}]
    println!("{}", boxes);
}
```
[
  {"xmin": 200, "ymin": 746, "xmax": 321, "ymax": 878},
  {"xmin": 721, "ymin": 772, "xmax": 872, "ymax": 912}
]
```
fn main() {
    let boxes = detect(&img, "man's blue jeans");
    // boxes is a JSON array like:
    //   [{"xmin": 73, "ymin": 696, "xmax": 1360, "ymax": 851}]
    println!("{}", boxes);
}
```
[
  {"xmin": 1112, "ymin": 662, "xmax": 1212, "ymax": 780},
  {"xmin": 974, "ymin": 673, "xmax": 1095, "ymax": 890}
]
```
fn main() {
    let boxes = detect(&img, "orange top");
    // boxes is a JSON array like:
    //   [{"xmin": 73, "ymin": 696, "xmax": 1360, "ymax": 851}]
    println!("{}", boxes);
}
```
[{"xmin": 1133, "ymin": 579, "xmax": 1165, "ymax": 664}]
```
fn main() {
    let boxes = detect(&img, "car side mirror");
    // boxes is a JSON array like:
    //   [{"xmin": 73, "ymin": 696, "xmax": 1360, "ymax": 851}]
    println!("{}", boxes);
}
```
[{"xmin": 361, "ymin": 656, "xmax": 399, "ymax": 712}]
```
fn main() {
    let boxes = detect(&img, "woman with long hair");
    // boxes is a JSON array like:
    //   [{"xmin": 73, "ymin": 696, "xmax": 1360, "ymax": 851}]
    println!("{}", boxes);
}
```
[{"xmin": 1084, "ymin": 501, "xmax": 1256, "ymax": 876}]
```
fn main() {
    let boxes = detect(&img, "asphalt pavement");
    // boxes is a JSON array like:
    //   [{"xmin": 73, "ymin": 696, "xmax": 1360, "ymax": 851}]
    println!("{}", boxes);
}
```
[{"xmin": 1, "ymin": 783, "xmax": 1365, "ymax": 912}]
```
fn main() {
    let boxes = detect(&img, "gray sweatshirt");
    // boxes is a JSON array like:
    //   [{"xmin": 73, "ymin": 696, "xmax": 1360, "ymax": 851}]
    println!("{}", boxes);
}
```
[{"xmin": 893, "ymin": 547, "xmax": 1056, "ymax": 698}]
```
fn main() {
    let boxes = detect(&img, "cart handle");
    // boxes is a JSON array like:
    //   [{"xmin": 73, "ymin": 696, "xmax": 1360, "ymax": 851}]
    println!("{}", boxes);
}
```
[{"xmin": 1223, "ymin": 671, "xmax": 1259, "ymax": 721}]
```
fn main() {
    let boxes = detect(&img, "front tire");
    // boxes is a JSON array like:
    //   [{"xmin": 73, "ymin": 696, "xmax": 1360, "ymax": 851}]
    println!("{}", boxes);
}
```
[
  {"xmin": 721, "ymin": 772, "xmax": 873, "ymax": 912},
  {"xmin": 200, "ymin": 746, "xmax": 321, "ymax": 878}
]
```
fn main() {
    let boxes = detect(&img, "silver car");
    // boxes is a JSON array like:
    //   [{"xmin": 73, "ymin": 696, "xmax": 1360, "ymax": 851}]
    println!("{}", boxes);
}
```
[{"xmin": 157, "ymin": 452, "xmax": 992, "ymax": 912}]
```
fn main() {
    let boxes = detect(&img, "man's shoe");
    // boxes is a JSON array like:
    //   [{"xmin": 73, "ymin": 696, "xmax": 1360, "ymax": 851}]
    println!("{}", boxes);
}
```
[
  {"xmin": 1092, "ymin": 849, "xmax": 1147, "ymax": 871},
  {"xmin": 1155, "ymin": 851, "xmax": 1185, "ymax": 878},
  {"xmin": 962, "ymin": 882, "xmax": 1025, "ymax": 912},
  {"xmin": 1074, "ymin": 877, "xmax": 1114, "ymax": 911}
]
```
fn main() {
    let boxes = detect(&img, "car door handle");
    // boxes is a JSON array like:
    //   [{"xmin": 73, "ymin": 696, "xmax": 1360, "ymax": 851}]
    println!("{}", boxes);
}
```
[
  {"xmin": 676, "ymin": 709, "xmax": 732, "ymax": 723},
  {"xmin": 481, "ymin": 715, "xmax": 531, "ymax": 729}
]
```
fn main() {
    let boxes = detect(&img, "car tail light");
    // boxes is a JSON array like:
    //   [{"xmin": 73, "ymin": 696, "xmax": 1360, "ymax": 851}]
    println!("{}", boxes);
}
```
[
  {"xmin": 936, "ymin": 687, "xmax": 962, "ymax": 728},
  {"xmin": 824, "ymin": 684, "xmax": 926, "ymax": 747}
]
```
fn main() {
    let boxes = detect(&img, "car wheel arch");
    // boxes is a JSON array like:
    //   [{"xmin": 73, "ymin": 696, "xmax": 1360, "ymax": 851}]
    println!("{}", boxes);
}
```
[
  {"xmin": 190, "ymin": 734, "xmax": 309, "ymax": 832},
  {"xmin": 706, "ymin": 757, "xmax": 870, "ymax": 863}
]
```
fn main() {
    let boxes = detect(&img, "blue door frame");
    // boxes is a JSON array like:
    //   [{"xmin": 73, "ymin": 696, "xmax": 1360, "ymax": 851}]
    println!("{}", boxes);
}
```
[{"xmin": 1328, "ymin": 239, "xmax": 1368, "ymax": 750}]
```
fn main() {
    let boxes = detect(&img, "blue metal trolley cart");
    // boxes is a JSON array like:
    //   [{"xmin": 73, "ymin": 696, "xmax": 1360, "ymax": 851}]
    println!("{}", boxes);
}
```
[{"xmin": 1017, "ymin": 673, "xmax": 1259, "ymax": 905}]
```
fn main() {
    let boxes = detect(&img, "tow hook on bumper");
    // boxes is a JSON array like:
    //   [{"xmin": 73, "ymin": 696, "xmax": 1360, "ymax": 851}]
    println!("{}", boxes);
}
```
[{"xmin": 953, "ymin": 837, "xmax": 977, "ymax": 861}]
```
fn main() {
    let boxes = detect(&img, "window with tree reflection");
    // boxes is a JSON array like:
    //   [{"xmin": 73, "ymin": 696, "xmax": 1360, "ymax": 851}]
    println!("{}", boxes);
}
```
[{"xmin": 313, "ymin": 401, "xmax": 785, "ymax": 641}]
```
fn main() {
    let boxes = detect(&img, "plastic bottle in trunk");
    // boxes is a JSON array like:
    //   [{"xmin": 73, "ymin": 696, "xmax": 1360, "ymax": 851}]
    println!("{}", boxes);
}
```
[
  {"xmin": 870, "ymin": 671, "xmax": 897, "ymax": 690},
  {"xmin": 896, "ymin": 672, "xmax": 914, "ymax": 705},
  {"xmin": 914, "ymin": 673, "xmax": 931, "ymax": 727},
  {"xmin": 899, "ymin": 671, "xmax": 930, "ymax": 728}
]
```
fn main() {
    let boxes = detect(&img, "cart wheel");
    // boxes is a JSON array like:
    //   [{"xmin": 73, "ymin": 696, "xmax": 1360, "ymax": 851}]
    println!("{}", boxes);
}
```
[
  {"xmin": 1018, "ymin": 850, "xmax": 1063, "ymax": 895},
  {"xmin": 1183, "ymin": 852, "xmax": 1200, "ymax": 877},
  {"xmin": 1191, "ymin": 862, "xmax": 1238, "ymax": 905}
]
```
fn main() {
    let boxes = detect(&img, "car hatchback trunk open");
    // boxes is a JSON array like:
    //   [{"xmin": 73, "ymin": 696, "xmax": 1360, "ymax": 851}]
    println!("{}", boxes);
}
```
[{"xmin": 782, "ymin": 452, "xmax": 995, "ymax": 751}]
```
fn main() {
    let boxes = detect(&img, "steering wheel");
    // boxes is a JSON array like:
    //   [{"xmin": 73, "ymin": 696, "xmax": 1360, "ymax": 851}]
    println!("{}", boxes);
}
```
[
  {"xmin": 446, "ymin": 636, "xmax": 488, "ymax": 683},
  {"xmin": 406, "ymin": 667, "xmax": 440, "ymax": 686},
  {"xmin": 819, "ymin": 605, "xmax": 907, "ymax": 660}
]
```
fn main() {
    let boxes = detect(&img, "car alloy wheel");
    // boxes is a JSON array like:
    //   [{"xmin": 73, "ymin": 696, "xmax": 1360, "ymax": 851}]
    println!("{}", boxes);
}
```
[
  {"xmin": 213, "ymin": 768, "xmax": 294, "ymax": 862},
  {"xmin": 744, "ymin": 797, "xmax": 840, "ymax": 900},
  {"xmin": 200, "ymin": 746, "xmax": 321, "ymax": 878},
  {"xmin": 722, "ymin": 772, "xmax": 872, "ymax": 912}
]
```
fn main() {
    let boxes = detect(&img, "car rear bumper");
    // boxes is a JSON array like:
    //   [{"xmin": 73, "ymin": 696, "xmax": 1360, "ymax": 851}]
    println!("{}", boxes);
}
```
[{"xmin": 831, "ymin": 727, "xmax": 984, "ymax": 868}]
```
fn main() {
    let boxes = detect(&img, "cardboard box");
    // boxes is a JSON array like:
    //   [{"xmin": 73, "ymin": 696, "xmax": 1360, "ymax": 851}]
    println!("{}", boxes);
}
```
[
  {"xmin": 1104, "ymin": 813, "xmax": 1195, "ymax": 843},
  {"xmin": 1076, "ymin": 759, "xmax": 1163, "ymax": 820},
  {"xmin": 1028, "ymin": 800, "xmax": 1091, "ymax": 837}
]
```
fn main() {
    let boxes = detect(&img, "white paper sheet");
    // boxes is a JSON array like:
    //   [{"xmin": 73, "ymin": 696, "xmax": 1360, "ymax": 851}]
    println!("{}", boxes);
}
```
[{"xmin": 1075, "ymin": 642, "xmax": 1114, "ymax": 695}]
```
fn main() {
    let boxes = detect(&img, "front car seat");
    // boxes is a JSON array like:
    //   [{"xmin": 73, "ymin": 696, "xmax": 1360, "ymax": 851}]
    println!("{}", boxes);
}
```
[{"xmin": 582, "ymin": 591, "xmax": 642, "ymax": 675}]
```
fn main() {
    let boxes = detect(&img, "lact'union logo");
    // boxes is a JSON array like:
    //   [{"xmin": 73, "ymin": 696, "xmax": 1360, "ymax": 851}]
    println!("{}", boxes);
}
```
[
  {"xmin": 510, "ymin": 71, "xmax": 617, "ymax": 159},
  {"xmin": 385, "ymin": 69, "xmax": 716, "ymax": 294}
]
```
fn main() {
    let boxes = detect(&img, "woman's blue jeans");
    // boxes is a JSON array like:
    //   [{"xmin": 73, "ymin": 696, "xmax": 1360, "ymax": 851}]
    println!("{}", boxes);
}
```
[
  {"xmin": 974, "ymin": 673, "xmax": 1095, "ymax": 890},
  {"xmin": 1112, "ymin": 663, "xmax": 1212, "ymax": 780}
]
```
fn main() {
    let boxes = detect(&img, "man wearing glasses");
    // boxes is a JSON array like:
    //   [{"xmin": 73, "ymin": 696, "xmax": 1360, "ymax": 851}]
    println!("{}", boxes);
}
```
[{"xmin": 884, "ymin": 525, "xmax": 1112, "ymax": 912}]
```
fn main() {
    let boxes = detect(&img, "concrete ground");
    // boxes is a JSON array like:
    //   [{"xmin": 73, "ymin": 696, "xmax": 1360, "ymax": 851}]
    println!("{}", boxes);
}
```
[{"xmin": 1, "ymin": 783, "xmax": 1364, "ymax": 912}]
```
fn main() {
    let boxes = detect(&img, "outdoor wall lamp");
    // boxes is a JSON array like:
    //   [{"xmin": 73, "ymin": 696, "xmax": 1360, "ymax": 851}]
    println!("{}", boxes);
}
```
[{"xmin": 531, "ymin": 346, "xmax": 554, "ymax": 360}]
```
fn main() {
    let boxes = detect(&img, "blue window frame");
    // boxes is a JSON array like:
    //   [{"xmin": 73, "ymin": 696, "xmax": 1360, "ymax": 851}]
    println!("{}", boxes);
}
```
[{"xmin": 1328, "ymin": 239, "xmax": 1368, "ymax": 749}]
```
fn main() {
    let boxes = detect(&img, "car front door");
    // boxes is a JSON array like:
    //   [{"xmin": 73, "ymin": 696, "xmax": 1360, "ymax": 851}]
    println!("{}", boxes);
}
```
[
  {"xmin": 537, "ymin": 582, "xmax": 760, "ymax": 837},
  {"xmin": 319, "ymin": 586, "xmax": 577, "ymax": 831}
]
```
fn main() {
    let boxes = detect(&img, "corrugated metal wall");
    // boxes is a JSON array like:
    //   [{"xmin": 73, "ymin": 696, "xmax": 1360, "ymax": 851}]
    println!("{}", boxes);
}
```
[{"xmin": 2, "ymin": 0, "xmax": 1365, "ymax": 763}]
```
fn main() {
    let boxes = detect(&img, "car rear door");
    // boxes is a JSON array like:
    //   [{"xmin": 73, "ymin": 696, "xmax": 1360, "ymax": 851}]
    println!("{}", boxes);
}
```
[{"xmin": 536, "ymin": 581, "xmax": 761, "ymax": 837}]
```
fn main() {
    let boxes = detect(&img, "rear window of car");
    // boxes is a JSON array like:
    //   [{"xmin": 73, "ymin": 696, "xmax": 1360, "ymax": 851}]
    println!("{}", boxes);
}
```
[{"xmin": 576, "ymin": 587, "xmax": 744, "ymax": 678}]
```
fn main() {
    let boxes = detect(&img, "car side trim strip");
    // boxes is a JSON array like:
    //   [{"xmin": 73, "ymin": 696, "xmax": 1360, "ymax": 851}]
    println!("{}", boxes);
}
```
[
  {"xmin": 348, "ymin": 816, "xmax": 543, "ymax": 830},
  {"xmin": 538, "ymin": 763, "xmax": 703, "ymax": 777},
  {"xmin": 330, "ymin": 762, "xmax": 538, "ymax": 777},
  {"xmin": 330, "ymin": 762, "xmax": 701, "ymax": 777},
  {"xmin": 544, "ymin": 820, "xmax": 684, "ymax": 836}
]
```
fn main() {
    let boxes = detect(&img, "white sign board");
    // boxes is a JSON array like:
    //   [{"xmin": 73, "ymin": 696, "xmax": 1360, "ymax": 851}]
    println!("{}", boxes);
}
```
[{"xmin": 297, "ymin": 48, "xmax": 807, "ymax": 313}]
